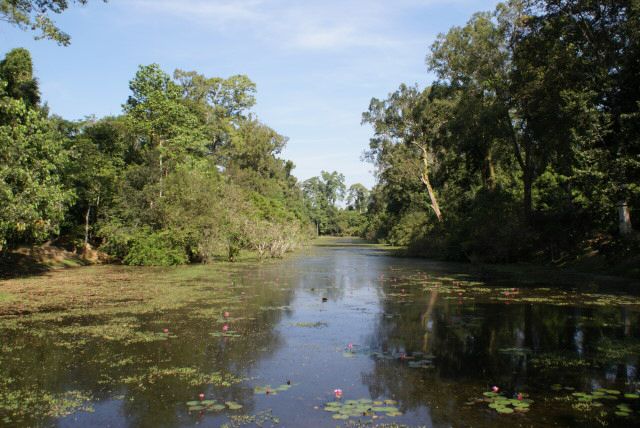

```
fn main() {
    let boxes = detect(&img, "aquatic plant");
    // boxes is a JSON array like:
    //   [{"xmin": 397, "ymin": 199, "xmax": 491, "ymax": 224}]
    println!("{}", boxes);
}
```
[
  {"xmin": 323, "ymin": 398, "xmax": 402, "ymax": 419},
  {"xmin": 254, "ymin": 383, "xmax": 294, "ymax": 395},
  {"xmin": 478, "ymin": 390, "xmax": 533, "ymax": 414}
]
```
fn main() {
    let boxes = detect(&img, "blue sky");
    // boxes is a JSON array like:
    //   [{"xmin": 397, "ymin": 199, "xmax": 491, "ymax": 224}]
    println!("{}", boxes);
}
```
[{"xmin": 1, "ymin": 0, "xmax": 500, "ymax": 188}]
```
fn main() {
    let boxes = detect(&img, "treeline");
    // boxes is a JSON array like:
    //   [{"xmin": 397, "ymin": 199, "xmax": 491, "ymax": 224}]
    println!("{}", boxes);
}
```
[
  {"xmin": 302, "ymin": 171, "xmax": 370, "ymax": 236},
  {"xmin": 362, "ymin": 0, "xmax": 639, "ymax": 263},
  {"xmin": 0, "ymin": 48, "xmax": 312, "ymax": 265}
]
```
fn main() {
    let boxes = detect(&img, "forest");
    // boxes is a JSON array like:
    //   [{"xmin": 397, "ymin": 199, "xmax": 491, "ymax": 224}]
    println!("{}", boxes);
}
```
[
  {"xmin": 361, "ymin": 0, "xmax": 639, "ymax": 266},
  {"xmin": 1, "ymin": 0, "xmax": 639, "ymax": 270},
  {"xmin": 0, "ymin": 47, "xmax": 320, "ymax": 265}
]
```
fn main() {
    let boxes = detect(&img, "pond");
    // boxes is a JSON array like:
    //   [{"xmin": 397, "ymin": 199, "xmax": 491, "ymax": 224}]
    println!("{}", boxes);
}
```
[{"xmin": 1, "ymin": 238, "xmax": 639, "ymax": 427}]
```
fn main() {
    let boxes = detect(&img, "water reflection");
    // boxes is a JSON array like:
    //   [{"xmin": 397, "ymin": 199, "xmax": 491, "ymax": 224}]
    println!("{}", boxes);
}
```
[{"xmin": 0, "ymin": 239, "xmax": 638, "ymax": 427}]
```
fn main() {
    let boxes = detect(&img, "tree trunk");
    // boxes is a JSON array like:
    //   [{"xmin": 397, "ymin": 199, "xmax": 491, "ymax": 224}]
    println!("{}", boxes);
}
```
[
  {"xmin": 484, "ymin": 150, "xmax": 496, "ymax": 190},
  {"xmin": 414, "ymin": 143, "xmax": 443, "ymax": 222},
  {"xmin": 159, "ymin": 151, "xmax": 164, "ymax": 198},
  {"xmin": 618, "ymin": 200, "xmax": 633, "ymax": 235},
  {"xmin": 523, "ymin": 145, "xmax": 533, "ymax": 223},
  {"xmin": 84, "ymin": 205, "xmax": 91, "ymax": 247},
  {"xmin": 523, "ymin": 167, "xmax": 533, "ymax": 223}
]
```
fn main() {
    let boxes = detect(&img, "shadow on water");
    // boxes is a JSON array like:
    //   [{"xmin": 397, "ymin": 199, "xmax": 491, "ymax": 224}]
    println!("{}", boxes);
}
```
[{"xmin": 0, "ymin": 237, "xmax": 639, "ymax": 427}]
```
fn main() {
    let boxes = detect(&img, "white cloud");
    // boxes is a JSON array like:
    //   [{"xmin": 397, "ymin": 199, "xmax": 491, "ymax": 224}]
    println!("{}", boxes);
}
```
[{"xmin": 127, "ymin": 0, "xmax": 453, "ymax": 51}]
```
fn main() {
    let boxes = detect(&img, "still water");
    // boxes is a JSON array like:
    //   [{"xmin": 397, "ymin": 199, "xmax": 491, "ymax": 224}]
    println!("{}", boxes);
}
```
[{"xmin": 1, "ymin": 238, "xmax": 639, "ymax": 427}]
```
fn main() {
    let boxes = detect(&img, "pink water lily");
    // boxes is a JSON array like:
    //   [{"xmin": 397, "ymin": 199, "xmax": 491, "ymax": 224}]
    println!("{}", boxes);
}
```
[
  {"xmin": 199, "ymin": 393, "xmax": 205, "ymax": 400},
  {"xmin": 334, "ymin": 389, "xmax": 343, "ymax": 398},
  {"xmin": 222, "ymin": 324, "xmax": 229, "ymax": 332},
  {"xmin": 492, "ymin": 386, "xmax": 499, "ymax": 393},
  {"xmin": 347, "ymin": 343, "xmax": 353, "ymax": 350},
  {"xmin": 163, "ymin": 328, "xmax": 169, "ymax": 334},
  {"xmin": 224, "ymin": 311, "xmax": 230, "ymax": 318}
]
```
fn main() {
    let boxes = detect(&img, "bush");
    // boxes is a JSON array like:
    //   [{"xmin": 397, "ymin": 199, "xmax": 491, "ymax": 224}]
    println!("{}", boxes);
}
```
[{"xmin": 122, "ymin": 229, "xmax": 188, "ymax": 266}]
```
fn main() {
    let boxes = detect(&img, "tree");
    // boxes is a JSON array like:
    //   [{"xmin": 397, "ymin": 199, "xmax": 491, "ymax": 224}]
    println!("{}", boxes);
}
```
[
  {"xmin": 0, "ymin": 48, "xmax": 39, "ymax": 107},
  {"xmin": 174, "ymin": 70, "xmax": 256, "ymax": 156},
  {"xmin": 63, "ymin": 116, "xmax": 127, "ymax": 249},
  {"xmin": 347, "ymin": 183, "xmax": 369, "ymax": 213},
  {"xmin": 363, "ymin": 84, "xmax": 447, "ymax": 223},
  {"xmin": 302, "ymin": 171, "xmax": 347, "ymax": 235},
  {"xmin": 320, "ymin": 171, "xmax": 346, "ymax": 206},
  {"xmin": 123, "ymin": 64, "xmax": 206, "ymax": 199},
  {"xmin": 0, "ymin": 73, "xmax": 71, "ymax": 250},
  {"xmin": 0, "ymin": 0, "xmax": 106, "ymax": 45},
  {"xmin": 517, "ymin": 0, "xmax": 640, "ymax": 234}
]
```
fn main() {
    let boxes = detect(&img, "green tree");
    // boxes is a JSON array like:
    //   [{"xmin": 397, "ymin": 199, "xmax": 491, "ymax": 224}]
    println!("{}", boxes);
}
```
[
  {"xmin": 0, "ymin": 74, "xmax": 71, "ymax": 250},
  {"xmin": 0, "ymin": 48, "xmax": 39, "ymax": 107},
  {"xmin": 347, "ymin": 183, "xmax": 370, "ymax": 213},
  {"xmin": 123, "ymin": 64, "xmax": 206, "ymax": 200},
  {"xmin": 0, "ymin": 0, "xmax": 106, "ymax": 45}
]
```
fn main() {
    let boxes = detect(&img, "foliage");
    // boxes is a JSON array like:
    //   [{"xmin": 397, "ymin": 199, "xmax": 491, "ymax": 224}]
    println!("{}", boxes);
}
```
[
  {"xmin": 0, "ymin": 50, "xmax": 72, "ymax": 251},
  {"xmin": 362, "ymin": 0, "xmax": 639, "ymax": 262},
  {"xmin": 0, "ymin": 0, "xmax": 106, "ymax": 45},
  {"xmin": 0, "ymin": 48, "xmax": 312, "ymax": 264}
]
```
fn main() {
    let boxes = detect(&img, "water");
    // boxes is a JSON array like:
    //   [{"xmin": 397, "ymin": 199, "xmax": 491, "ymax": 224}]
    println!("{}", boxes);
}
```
[{"xmin": 1, "ymin": 238, "xmax": 639, "ymax": 427}]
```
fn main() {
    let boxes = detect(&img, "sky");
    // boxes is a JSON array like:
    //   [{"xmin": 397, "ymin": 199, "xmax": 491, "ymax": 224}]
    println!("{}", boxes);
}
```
[{"xmin": 1, "ymin": 0, "xmax": 501, "ymax": 188}]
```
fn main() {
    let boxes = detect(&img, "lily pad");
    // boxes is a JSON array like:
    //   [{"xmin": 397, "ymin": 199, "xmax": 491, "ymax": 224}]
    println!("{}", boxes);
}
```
[{"xmin": 225, "ymin": 401, "xmax": 243, "ymax": 410}]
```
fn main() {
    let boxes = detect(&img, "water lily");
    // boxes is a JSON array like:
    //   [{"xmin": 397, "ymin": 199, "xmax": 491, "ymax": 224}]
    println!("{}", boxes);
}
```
[
  {"xmin": 347, "ymin": 343, "xmax": 353, "ymax": 350},
  {"xmin": 224, "ymin": 311, "xmax": 230, "ymax": 318},
  {"xmin": 222, "ymin": 324, "xmax": 229, "ymax": 332},
  {"xmin": 492, "ymin": 386, "xmax": 500, "ymax": 393},
  {"xmin": 163, "ymin": 328, "xmax": 169, "ymax": 334},
  {"xmin": 334, "ymin": 389, "xmax": 343, "ymax": 399},
  {"xmin": 199, "ymin": 393, "xmax": 205, "ymax": 401},
  {"xmin": 517, "ymin": 393, "xmax": 523, "ymax": 401}
]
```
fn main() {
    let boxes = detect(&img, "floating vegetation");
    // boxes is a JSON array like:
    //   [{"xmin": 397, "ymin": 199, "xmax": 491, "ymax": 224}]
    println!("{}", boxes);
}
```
[
  {"xmin": 0, "ymin": 387, "xmax": 93, "ymax": 425},
  {"xmin": 323, "ymin": 398, "xmax": 402, "ymax": 419},
  {"xmin": 558, "ymin": 387, "xmax": 640, "ymax": 419},
  {"xmin": 225, "ymin": 401, "xmax": 243, "ymax": 410},
  {"xmin": 479, "ymin": 391, "xmax": 533, "ymax": 414},
  {"xmin": 531, "ymin": 353, "xmax": 594, "ymax": 370},
  {"xmin": 220, "ymin": 409, "xmax": 280, "ymax": 428},
  {"xmin": 291, "ymin": 321, "xmax": 328, "ymax": 328},
  {"xmin": 186, "ymin": 399, "xmax": 226, "ymax": 412},
  {"xmin": 254, "ymin": 383, "xmax": 294, "ymax": 395},
  {"xmin": 259, "ymin": 305, "xmax": 291, "ymax": 311},
  {"xmin": 122, "ymin": 367, "xmax": 243, "ymax": 389},
  {"xmin": 595, "ymin": 338, "xmax": 640, "ymax": 361},
  {"xmin": 210, "ymin": 331, "xmax": 242, "ymax": 338}
]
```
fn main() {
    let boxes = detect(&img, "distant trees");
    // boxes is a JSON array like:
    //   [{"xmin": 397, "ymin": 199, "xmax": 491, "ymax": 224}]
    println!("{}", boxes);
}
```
[
  {"xmin": 363, "ymin": 0, "xmax": 639, "ymax": 262},
  {"xmin": 347, "ymin": 184, "xmax": 369, "ymax": 213},
  {"xmin": 302, "ymin": 172, "xmax": 369, "ymax": 236}
]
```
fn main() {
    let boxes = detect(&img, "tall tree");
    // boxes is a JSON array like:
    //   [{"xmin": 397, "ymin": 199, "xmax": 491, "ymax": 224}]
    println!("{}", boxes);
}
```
[
  {"xmin": 123, "ymin": 64, "xmax": 206, "ymax": 199},
  {"xmin": 0, "ymin": 49, "xmax": 71, "ymax": 250},
  {"xmin": 347, "ymin": 183, "xmax": 370, "ymax": 213}
]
